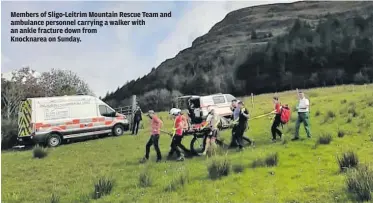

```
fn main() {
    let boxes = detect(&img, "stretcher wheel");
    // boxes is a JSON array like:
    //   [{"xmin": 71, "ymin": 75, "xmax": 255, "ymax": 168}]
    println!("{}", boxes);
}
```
[{"xmin": 190, "ymin": 134, "xmax": 206, "ymax": 154}]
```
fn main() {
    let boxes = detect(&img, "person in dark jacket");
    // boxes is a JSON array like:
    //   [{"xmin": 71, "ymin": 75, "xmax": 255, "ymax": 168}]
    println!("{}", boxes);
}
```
[
  {"xmin": 230, "ymin": 100, "xmax": 252, "ymax": 147},
  {"xmin": 233, "ymin": 101, "xmax": 252, "ymax": 150},
  {"xmin": 132, "ymin": 106, "xmax": 142, "ymax": 135}
]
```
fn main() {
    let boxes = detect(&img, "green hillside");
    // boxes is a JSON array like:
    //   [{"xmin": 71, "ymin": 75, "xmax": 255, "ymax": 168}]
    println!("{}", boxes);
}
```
[{"xmin": 2, "ymin": 85, "xmax": 373, "ymax": 203}]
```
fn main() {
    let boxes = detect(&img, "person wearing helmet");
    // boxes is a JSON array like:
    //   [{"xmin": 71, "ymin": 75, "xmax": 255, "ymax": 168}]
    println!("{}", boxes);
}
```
[
  {"xmin": 233, "ymin": 101, "xmax": 252, "ymax": 150},
  {"xmin": 167, "ymin": 108, "xmax": 190, "ymax": 161},
  {"xmin": 231, "ymin": 100, "xmax": 252, "ymax": 147},
  {"xmin": 140, "ymin": 110, "xmax": 163, "ymax": 163},
  {"xmin": 199, "ymin": 107, "xmax": 220, "ymax": 156}
]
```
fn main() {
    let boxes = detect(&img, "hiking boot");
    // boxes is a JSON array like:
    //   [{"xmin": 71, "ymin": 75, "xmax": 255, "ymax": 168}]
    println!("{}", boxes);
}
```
[
  {"xmin": 139, "ymin": 157, "xmax": 148, "ymax": 163},
  {"xmin": 291, "ymin": 137, "xmax": 299, "ymax": 141},
  {"xmin": 176, "ymin": 156, "xmax": 185, "ymax": 161},
  {"xmin": 272, "ymin": 139, "xmax": 276, "ymax": 143},
  {"xmin": 198, "ymin": 151, "xmax": 207, "ymax": 156},
  {"xmin": 156, "ymin": 159, "xmax": 162, "ymax": 163}
]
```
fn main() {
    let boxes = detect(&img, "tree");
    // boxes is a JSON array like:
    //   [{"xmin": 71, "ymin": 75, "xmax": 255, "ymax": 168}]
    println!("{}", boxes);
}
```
[
  {"xmin": 39, "ymin": 69, "xmax": 93, "ymax": 97},
  {"xmin": 251, "ymin": 29, "xmax": 257, "ymax": 40},
  {"xmin": 1, "ymin": 79, "xmax": 24, "ymax": 119}
]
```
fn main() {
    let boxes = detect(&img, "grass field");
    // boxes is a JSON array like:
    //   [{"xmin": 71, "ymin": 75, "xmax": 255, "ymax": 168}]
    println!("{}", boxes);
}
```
[{"xmin": 2, "ymin": 85, "xmax": 373, "ymax": 203}]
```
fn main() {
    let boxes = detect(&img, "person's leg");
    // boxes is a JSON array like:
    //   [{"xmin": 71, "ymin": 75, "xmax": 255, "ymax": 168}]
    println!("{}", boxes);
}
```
[
  {"xmin": 294, "ymin": 113, "xmax": 302, "ymax": 139},
  {"xmin": 303, "ymin": 112, "xmax": 311, "ymax": 138},
  {"xmin": 178, "ymin": 135, "xmax": 191, "ymax": 154},
  {"xmin": 152, "ymin": 135, "xmax": 162, "ymax": 161},
  {"xmin": 273, "ymin": 115, "xmax": 282, "ymax": 140},
  {"xmin": 202, "ymin": 137, "xmax": 211, "ymax": 155},
  {"xmin": 136, "ymin": 121, "xmax": 140, "ymax": 135},
  {"xmin": 131, "ymin": 119, "xmax": 136, "ymax": 134},
  {"xmin": 174, "ymin": 136, "xmax": 183, "ymax": 159},
  {"xmin": 236, "ymin": 126, "xmax": 244, "ymax": 149},
  {"xmin": 230, "ymin": 125, "xmax": 238, "ymax": 147},
  {"xmin": 144, "ymin": 136, "xmax": 153, "ymax": 160},
  {"xmin": 168, "ymin": 136, "xmax": 176, "ymax": 158},
  {"xmin": 134, "ymin": 121, "xmax": 139, "ymax": 135}
]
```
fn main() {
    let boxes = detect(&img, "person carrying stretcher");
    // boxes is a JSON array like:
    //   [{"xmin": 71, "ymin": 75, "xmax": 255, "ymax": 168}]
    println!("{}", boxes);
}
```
[{"xmin": 199, "ymin": 108, "xmax": 221, "ymax": 156}]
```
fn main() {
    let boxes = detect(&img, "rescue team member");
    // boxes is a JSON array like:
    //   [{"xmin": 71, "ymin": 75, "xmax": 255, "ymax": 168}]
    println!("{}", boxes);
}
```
[
  {"xmin": 167, "ymin": 109, "xmax": 190, "ymax": 161},
  {"xmin": 181, "ymin": 110, "xmax": 190, "ymax": 131},
  {"xmin": 132, "ymin": 106, "xmax": 142, "ymax": 135},
  {"xmin": 200, "ymin": 108, "xmax": 220, "ymax": 156},
  {"xmin": 292, "ymin": 91, "xmax": 311, "ymax": 140},
  {"xmin": 231, "ymin": 100, "xmax": 252, "ymax": 147},
  {"xmin": 141, "ymin": 110, "xmax": 163, "ymax": 163},
  {"xmin": 233, "ymin": 101, "xmax": 252, "ymax": 150},
  {"xmin": 271, "ymin": 97, "xmax": 283, "ymax": 142}
]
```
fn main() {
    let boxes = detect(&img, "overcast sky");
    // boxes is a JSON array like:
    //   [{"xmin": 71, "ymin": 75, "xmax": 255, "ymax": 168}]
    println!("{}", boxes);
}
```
[{"xmin": 1, "ymin": 1, "xmax": 294, "ymax": 97}]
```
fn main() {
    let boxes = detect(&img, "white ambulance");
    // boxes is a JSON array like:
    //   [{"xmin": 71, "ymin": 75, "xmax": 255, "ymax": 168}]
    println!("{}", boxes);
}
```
[{"xmin": 17, "ymin": 95, "xmax": 129, "ymax": 147}]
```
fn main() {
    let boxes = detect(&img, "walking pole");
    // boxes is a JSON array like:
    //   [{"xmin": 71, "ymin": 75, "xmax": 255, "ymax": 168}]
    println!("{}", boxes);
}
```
[
  {"xmin": 249, "ymin": 112, "xmax": 273, "ymax": 120},
  {"xmin": 251, "ymin": 93, "xmax": 254, "ymax": 114}
]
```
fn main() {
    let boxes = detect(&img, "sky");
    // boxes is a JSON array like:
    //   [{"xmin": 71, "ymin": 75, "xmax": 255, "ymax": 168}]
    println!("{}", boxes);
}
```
[{"xmin": 1, "ymin": 0, "xmax": 294, "ymax": 97}]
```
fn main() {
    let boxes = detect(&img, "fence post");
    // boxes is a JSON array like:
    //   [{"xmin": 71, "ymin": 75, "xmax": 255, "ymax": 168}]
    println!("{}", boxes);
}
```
[{"xmin": 129, "ymin": 95, "xmax": 137, "ymax": 131}]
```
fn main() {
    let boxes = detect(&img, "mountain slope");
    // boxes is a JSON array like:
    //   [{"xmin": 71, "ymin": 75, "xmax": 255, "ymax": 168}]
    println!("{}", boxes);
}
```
[{"xmin": 104, "ymin": 1, "xmax": 373, "ymax": 106}]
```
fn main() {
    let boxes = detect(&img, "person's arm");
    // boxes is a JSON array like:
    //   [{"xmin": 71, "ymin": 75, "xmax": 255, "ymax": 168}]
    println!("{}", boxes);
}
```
[
  {"xmin": 158, "ymin": 118, "xmax": 163, "ymax": 130},
  {"xmin": 241, "ymin": 109, "xmax": 249, "ymax": 118}
]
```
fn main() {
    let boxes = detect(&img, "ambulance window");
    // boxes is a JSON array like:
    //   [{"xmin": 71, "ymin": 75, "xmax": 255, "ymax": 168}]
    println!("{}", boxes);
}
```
[
  {"xmin": 225, "ymin": 94, "xmax": 236, "ymax": 102},
  {"xmin": 99, "ymin": 105, "xmax": 108, "ymax": 115},
  {"xmin": 212, "ymin": 96, "xmax": 225, "ymax": 104}
]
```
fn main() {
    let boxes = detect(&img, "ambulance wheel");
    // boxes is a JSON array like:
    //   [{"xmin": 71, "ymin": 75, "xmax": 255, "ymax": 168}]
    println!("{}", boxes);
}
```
[
  {"xmin": 113, "ymin": 124, "xmax": 124, "ymax": 136},
  {"xmin": 46, "ymin": 133, "xmax": 62, "ymax": 147}
]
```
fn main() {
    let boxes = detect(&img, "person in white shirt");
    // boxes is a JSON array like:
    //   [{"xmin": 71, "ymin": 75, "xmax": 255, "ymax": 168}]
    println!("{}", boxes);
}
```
[
  {"xmin": 200, "ymin": 108, "xmax": 220, "ymax": 156},
  {"xmin": 292, "ymin": 91, "xmax": 311, "ymax": 140}
]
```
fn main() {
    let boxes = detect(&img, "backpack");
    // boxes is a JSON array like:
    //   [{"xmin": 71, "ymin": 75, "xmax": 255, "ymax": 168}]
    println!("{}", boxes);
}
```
[{"xmin": 280, "ymin": 105, "xmax": 291, "ymax": 124}]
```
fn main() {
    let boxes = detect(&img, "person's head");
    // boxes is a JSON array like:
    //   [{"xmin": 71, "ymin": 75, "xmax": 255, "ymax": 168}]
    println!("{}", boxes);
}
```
[
  {"xmin": 147, "ymin": 110, "xmax": 155, "ymax": 118},
  {"xmin": 237, "ymin": 101, "xmax": 244, "ymax": 108},
  {"xmin": 298, "ymin": 91, "xmax": 305, "ymax": 99},
  {"xmin": 232, "ymin": 99, "xmax": 237, "ymax": 107},
  {"xmin": 169, "ymin": 108, "xmax": 181, "ymax": 117},
  {"xmin": 137, "ymin": 106, "xmax": 140, "ymax": 110},
  {"xmin": 273, "ymin": 96, "xmax": 279, "ymax": 104}
]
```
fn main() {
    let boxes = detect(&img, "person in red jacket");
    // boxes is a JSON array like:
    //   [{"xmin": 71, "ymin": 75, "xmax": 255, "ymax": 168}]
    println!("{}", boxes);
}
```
[
  {"xmin": 141, "ymin": 110, "xmax": 163, "ymax": 163},
  {"xmin": 271, "ymin": 97, "xmax": 283, "ymax": 142},
  {"xmin": 167, "ymin": 109, "xmax": 190, "ymax": 161}
]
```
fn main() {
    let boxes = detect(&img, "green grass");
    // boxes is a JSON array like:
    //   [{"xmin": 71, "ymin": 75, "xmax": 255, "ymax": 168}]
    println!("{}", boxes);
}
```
[{"xmin": 2, "ymin": 85, "xmax": 373, "ymax": 203}]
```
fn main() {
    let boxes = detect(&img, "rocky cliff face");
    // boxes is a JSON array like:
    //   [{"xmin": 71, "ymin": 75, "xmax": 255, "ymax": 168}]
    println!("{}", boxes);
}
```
[
  {"xmin": 105, "ymin": 1, "xmax": 373, "ymax": 103},
  {"xmin": 151, "ymin": 1, "xmax": 373, "ymax": 78}
]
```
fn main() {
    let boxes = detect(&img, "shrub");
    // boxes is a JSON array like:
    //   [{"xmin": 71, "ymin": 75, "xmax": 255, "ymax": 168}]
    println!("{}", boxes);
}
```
[
  {"xmin": 50, "ymin": 194, "xmax": 60, "ymax": 203},
  {"xmin": 337, "ymin": 129, "xmax": 345, "ymax": 138},
  {"xmin": 265, "ymin": 153, "xmax": 279, "ymax": 167},
  {"xmin": 165, "ymin": 172, "xmax": 190, "ymax": 192},
  {"xmin": 346, "ymin": 165, "xmax": 373, "ymax": 201},
  {"xmin": 323, "ymin": 110, "xmax": 336, "ymax": 123},
  {"xmin": 207, "ymin": 156, "xmax": 231, "ymax": 180},
  {"xmin": 251, "ymin": 159, "xmax": 265, "ymax": 168},
  {"xmin": 317, "ymin": 133, "xmax": 332, "ymax": 145},
  {"xmin": 346, "ymin": 117, "xmax": 352, "ymax": 123},
  {"xmin": 33, "ymin": 145, "xmax": 48, "ymax": 159},
  {"xmin": 341, "ymin": 99, "xmax": 347, "ymax": 104},
  {"xmin": 92, "ymin": 177, "xmax": 114, "ymax": 199},
  {"xmin": 367, "ymin": 99, "xmax": 373, "ymax": 107},
  {"xmin": 251, "ymin": 153, "xmax": 279, "ymax": 168},
  {"xmin": 232, "ymin": 164, "xmax": 245, "ymax": 173},
  {"xmin": 348, "ymin": 106, "xmax": 358, "ymax": 117},
  {"xmin": 139, "ymin": 169, "xmax": 152, "ymax": 187},
  {"xmin": 337, "ymin": 151, "xmax": 359, "ymax": 172},
  {"xmin": 314, "ymin": 110, "xmax": 321, "ymax": 117},
  {"xmin": 1, "ymin": 119, "xmax": 18, "ymax": 150}
]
